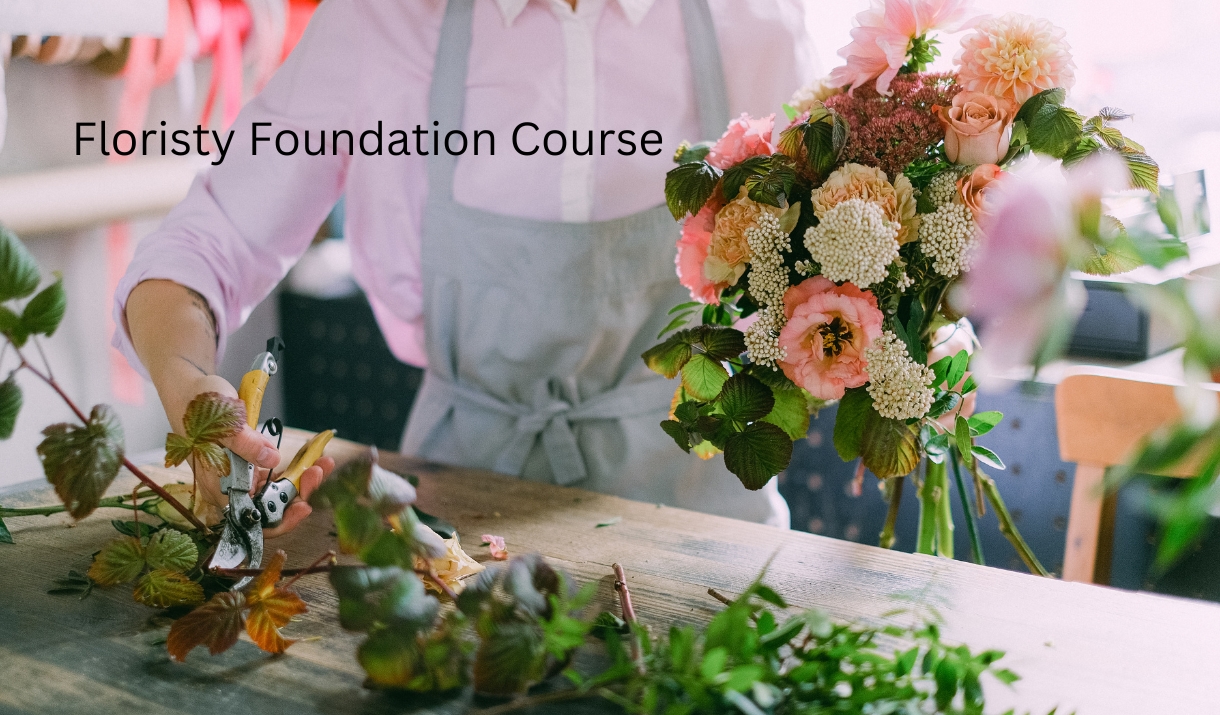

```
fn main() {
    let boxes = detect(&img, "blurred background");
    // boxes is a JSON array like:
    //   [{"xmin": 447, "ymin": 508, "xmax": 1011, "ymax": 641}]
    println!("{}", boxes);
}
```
[{"xmin": 0, "ymin": 0, "xmax": 1216, "ymax": 597}]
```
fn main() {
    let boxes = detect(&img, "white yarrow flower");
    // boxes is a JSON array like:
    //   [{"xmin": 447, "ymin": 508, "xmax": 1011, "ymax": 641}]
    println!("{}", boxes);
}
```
[
  {"xmin": 802, "ymin": 198, "xmax": 900, "ymax": 288},
  {"xmin": 918, "ymin": 202, "xmax": 979, "ymax": 277},
  {"xmin": 744, "ymin": 211, "xmax": 792, "ymax": 310},
  {"xmin": 865, "ymin": 331, "xmax": 936, "ymax": 420},
  {"xmin": 923, "ymin": 170, "xmax": 960, "ymax": 208},
  {"xmin": 744, "ymin": 307, "xmax": 787, "ymax": 368}
]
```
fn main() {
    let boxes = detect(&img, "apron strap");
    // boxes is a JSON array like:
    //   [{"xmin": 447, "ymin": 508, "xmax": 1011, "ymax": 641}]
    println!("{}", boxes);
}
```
[
  {"xmin": 425, "ymin": 0, "xmax": 731, "ymax": 199},
  {"xmin": 410, "ymin": 372, "xmax": 676, "ymax": 485}
]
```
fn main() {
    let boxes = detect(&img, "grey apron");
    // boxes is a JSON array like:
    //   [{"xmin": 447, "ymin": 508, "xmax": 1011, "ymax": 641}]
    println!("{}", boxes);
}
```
[{"xmin": 401, "ymin": 0, "xmax": 789, "ymax": 527}]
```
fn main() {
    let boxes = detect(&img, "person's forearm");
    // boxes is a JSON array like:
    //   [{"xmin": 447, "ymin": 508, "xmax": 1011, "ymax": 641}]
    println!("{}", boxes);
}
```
[{"xmin": 125, "ymin": 279, "xmax": 222, "ymax": 433}]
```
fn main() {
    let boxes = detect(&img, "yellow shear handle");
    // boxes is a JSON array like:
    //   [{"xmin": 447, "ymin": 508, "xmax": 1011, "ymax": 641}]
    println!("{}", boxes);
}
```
[
  {"xmin": 237, "ymin": 369, "xmax": 270, "ymax": 429},
  {"xmin": 279, "ymin": 430, "xmax": 335, "ymax": 491}
]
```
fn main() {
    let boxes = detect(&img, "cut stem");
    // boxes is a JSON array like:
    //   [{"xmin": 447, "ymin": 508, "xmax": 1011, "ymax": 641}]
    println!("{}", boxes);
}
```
[
  {"xmin": 950, "ymin": 448, "xmax": 985, "ymax": 565},
  {"xmin": 0, "ymin": 492, "xmax": 159, "ymax": 518},
  {"xmin": 613, "ymin": 563, "xmax": 644, "ymax": 675},
  {"xmin": 879, "ymin": 476, "xmax": 904, "ymax": 549},
  {"xmin": 975, "ymin": 462, "xmax": 1050, "ymax": 577}
]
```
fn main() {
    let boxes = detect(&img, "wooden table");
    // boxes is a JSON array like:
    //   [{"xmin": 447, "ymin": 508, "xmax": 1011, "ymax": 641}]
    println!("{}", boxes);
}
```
[{"xmin": 3, "ymin": 431, "xmax": 1219, "ymax": 714}]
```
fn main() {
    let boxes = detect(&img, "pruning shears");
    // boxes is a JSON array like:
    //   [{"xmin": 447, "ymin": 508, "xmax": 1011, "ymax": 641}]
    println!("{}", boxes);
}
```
[{"xmin": 208, "ymin": 339, "xmax": 333, "ymax": 589}]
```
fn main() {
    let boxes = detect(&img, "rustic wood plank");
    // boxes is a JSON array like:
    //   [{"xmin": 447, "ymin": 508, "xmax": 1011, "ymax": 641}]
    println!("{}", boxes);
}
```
[{"xmin": 2, "ymin": 429, "xmax": 1219, "ymax": 715}]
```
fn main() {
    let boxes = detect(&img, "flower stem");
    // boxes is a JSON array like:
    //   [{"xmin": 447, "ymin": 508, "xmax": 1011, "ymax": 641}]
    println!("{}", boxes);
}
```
[
  {"xmin": 974, "ymin": 462, "xmax": 1050, "ymax": 577},
  {"xmin": 13, "ymin": 348, "xmax": 207, "ymax": 533},
  {"xmin": 879, "ymin": 476, "xmax": 904, "ymax": 549},
  {"xmin": 931, "ymin": 460, "xmax": 954, "ymax": 559},
  {"xmin": 916, "ymin": 463, "xmax": 938, "ymax": 555},
  {"xmin": 950, "ymin": 448, "xmax": 985, "ymax": 565}
]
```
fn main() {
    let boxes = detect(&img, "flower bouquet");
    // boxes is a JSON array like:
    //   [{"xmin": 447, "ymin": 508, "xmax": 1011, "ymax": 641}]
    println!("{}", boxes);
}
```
[{"xmin": 647, "ymin": 0, "xmax": 1185, "ymax": 565}]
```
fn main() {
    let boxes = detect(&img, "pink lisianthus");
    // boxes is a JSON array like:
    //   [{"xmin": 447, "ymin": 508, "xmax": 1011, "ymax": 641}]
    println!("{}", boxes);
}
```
[
  {"xmin": 777, "ymin": 277, "xmax": 884, "ymax": 400},
  {"xmin": 829, "ymin": 0, "xmax": 979, "ymax": 96},
  {"xmin": 706, "ymin": 113, "xmax": 776, "ymax": 169},
  {"xmin": 480, "ymin": 534, "xmax": 508, "ymax": 561},
  {"xmin": 958, "ymin": 154, "xmax": 1125, "ymax": 378},
  {"xmin": 675, "ymin": 198, "xmax": 725, "ymax": 304}
]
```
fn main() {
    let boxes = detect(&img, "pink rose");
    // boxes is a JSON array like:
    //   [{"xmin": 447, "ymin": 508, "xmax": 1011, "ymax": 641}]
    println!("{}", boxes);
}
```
[
  {"xmin": 675, "ymin": 199, "xmax": 725, "ymax": 304},
  {"xmin": 777, "ymin": 277, "xmax": 884, "ymax": 400},
  {"xmin": 706, "ymin": 113, "xmax": 776, "ymax": 169},
  {"xmin": 935, "ymin": 92, "xmax": 1015, "ymax": 165},
  {"xmin": 957, "ymin": 163, "xmax": 1003, "ymax": 220}
]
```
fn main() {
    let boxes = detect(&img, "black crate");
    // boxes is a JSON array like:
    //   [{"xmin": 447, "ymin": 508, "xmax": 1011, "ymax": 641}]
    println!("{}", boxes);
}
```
[{"xmin": 278, "ymin": 291, "xmax": 422, "ymax": 451}]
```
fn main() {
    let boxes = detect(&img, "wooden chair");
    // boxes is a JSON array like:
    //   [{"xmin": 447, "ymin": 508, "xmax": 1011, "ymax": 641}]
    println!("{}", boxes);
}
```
[{"xmin": 1054, "ymin": 367, "xmax": 1212, "ymax": 584}]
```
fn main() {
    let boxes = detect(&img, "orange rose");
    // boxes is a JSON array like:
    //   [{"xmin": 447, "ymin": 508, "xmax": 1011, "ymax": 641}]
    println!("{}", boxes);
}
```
[
  {"xmin": 956, "ymin": 164, "xmax": 1004, "ymax": 220},
  {"xmin": 935, "ymin": 92, "xmax": 1016, "ymax": 166}
]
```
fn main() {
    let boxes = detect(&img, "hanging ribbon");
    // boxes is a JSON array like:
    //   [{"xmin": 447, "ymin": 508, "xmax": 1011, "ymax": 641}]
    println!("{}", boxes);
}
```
[{"xmin": 196, "ymin": 0, "xmax": 251, "ymax": 129}]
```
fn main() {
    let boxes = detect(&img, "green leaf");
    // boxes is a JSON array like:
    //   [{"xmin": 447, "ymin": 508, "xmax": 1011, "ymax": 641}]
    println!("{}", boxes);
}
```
[
  {"xmin": 21, "ymin": 278, "xmax": 66, "ymax": 337},
  {"xmin": 967, "ymin": 411, "xmax": 1003, "ymax": 436},
  {"xmin": 926, "ymin": 392, "xmax": 961, "ymax": 420},
  {"xmin": 134, "ymin": 569, "xmax": 204, "ymax": 608},
  {"xmin": 859, "ymin": 410, "xmax": 921, "ymax": 479},
  {"xmin": 88, "ymin": 536, "xmax": 146, "ymax": 586},
  {"xmin": 0, "ymin": 516, "xmax": 10, "ymax": 544},
  {"xmin": 665, "ymin": 161, "xmax": 721, "ymax": 220},
  {"xmin": 660, "ymin": 419, "xmax": 692, "ymax": 452},
  {"xmin": 928, "ymin": 355, "xmax": 952, "ymax": 388},
  {"xmin": 763, "ymin": 386, "xmax": 811, "ymax": 440},
  {"xmin": 782, "ymin": 103, "xmax": 798, "ymax": 122},
  {"xmin": 1014, "ymin": 88, "xmax": 1067, "ymax": 126},
  {"xmin": 163, "ymin": 392, "xmax": 247, "ymax": 472},
  {"xmin": 682, "ymin": 354, "xmax": 730, "ymax": 402},
  {"xmin": 1123, "ymin": 151, "xmax": 1160, "ymax": 194},
  {"xmin": 833, "ymin": 388, "xmax": 872, "ymax": 461},
  {"xmin": 1027, "ymin": 104, "xmax": 1083, "ymax": 158},
  {"xmin": 334, "ymin": 503, "xmax": 388, "ymax": 556},
  {"xmin": 1157, "ymin": 190, "xmax": 1182, "ymax": 239},
  {"xmin": 0, "ymin": 374, "xmax": 22, "ymax": 439},
  {"xmin": 946, "ymin": 350, "xmax": 969, "ymax": 391},
  {"xmin": 474, "ymin": 620, "xmax": 546, "ymax": 696},
  {"xmin": 721, "ymin": 156, "xmax": 770, "ymax": 205},
  {"xmin": 642, "ymin": 335, "xmax": 693, "ymax": 379},
  {"xmin": 701, "ymin": 646, "xmax": 728, "ymax": 680},
  {"xmin": 955, "ymin": 415, "xmax": 974, "ymax": 468},
  {"xmin": 38, "ymin": 404, "xmax": 125, "ymax": 520},
  {"xmin": 0, "ymin": 225, "xmax": 41, "ymax": 302},
  {"xmin": 971, "ymin": 445, "xmax": 1005, "ymax": 470},
  {"xmin": 658, "ymin": 310, "xmax": 697, "ymax": 339},
  {"xmin": 718, "ymin": 374, "xmax": 775, "ymax": 426},
  {"xmin": 674, "ymin": 141, "xmax": 712, "ymax": 165},
  {"xmin": 412, "ymin": 507, "xmax": 456, "ymax": 540},
  {"xmin": 698, "ymin": 326, "xmax": 747, "ymax": 362},
  {"xmin": 723, "ymin": 422, "xmax": 792, "ymax": 490},
  {"xmin": 1061, "ymin": 136, "xmax": 1103, "ymax": 168},
  {"xmin": 935, "ymin": 658, "xmax": 960, "ymax": 710},
  {"xmin": 144, "ymin": 529, "xmax": 199, "ymax": 572}
]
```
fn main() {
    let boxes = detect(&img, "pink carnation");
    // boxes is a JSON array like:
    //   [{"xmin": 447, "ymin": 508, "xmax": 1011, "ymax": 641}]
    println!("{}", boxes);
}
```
[
  {"xmin": 777, "ymin": 277, "xmax": 884, "ymax": 400},
  {"xmin": 675, "ymin": 199, "xmax": 725, "ymax": 304},
  {"xmin": 706, "ymin": 113, "xmax": 776, "ymax": 170},
  {"xmin": 829, "ymin": 0, "xmax": 979, "ymax": 96}
]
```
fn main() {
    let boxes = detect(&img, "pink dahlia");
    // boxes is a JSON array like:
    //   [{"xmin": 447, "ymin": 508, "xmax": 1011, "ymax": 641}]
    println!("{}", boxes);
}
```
[
  {"xmin": 957, "ymin": 13, "xmax": 1076, "ymax": 103},
  {"xmin": 706, "ymin": 113, "xmax": 776, "ymax": 170},
  {"xmin": 829, "ymin": 0, "xmax": 979, "ymax": 96},
  {"xmin": 675, "ymin": 198, "xmax": 725, "ymax": 304},
  {"xmin": 777, "ymin": 277, "xmax": 884, "ymax": 400}
]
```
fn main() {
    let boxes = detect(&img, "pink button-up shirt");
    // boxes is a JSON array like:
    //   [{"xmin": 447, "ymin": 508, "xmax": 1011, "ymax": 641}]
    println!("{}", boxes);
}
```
[{"xmin": 114, "ymin": 0, "xmax": 813, "ymax": 371}]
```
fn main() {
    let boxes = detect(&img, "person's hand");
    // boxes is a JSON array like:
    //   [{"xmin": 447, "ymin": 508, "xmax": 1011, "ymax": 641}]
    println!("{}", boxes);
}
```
[
  {"xmin": 166, "ymin": 372, "xmax": 331, "ymax": 538},
  {"xmin": 258, "ymin": 454, "xmax": 335, "ymax": 538}
]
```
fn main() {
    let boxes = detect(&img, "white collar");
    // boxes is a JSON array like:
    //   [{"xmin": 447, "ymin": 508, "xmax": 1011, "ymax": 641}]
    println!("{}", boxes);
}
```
[{"xmin": 494, "ymin": 0, "xmax": 656, "ymax": 27}]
